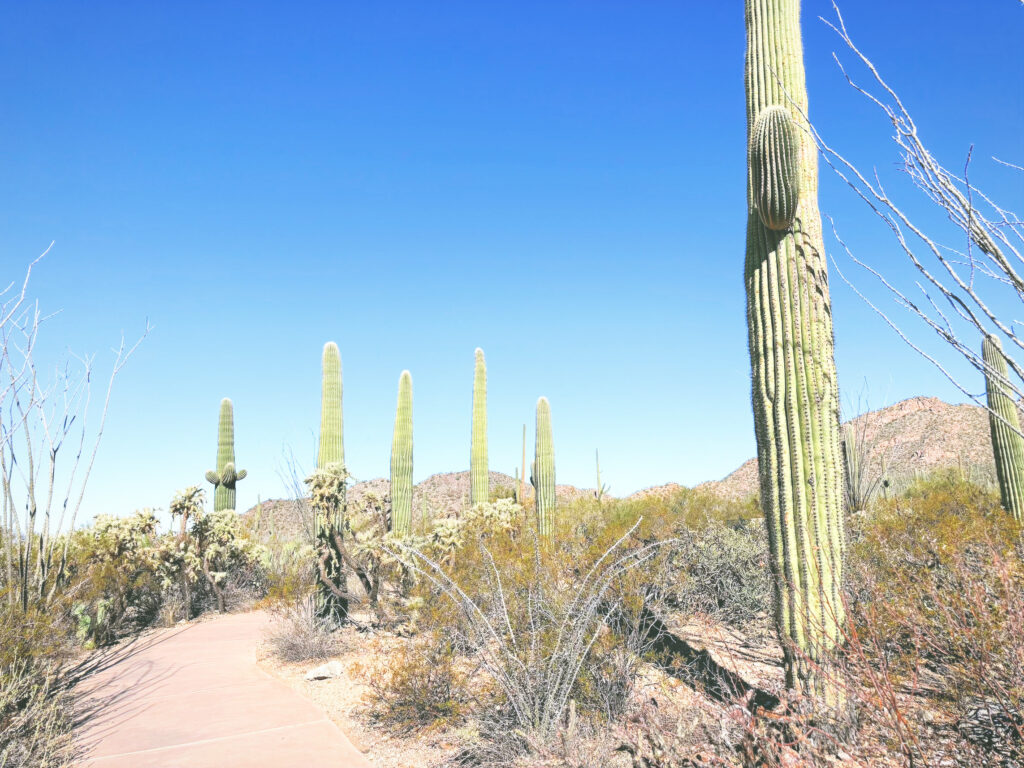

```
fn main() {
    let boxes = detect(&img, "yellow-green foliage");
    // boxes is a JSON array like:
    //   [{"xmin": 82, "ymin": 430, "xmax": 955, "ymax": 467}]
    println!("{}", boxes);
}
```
[
  {"xmin": 368, "ymin": 633, "xmax": 468, "ymax": 734},
  {"xmin": 66, "ymin": 510, "xmax": 164, "ymax": 646}
]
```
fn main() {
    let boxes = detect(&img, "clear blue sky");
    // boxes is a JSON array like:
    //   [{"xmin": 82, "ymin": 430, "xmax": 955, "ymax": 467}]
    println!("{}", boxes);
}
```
[{"xmin": 1, "ymin": 1, "xmax": 1021, "ymax": 521}]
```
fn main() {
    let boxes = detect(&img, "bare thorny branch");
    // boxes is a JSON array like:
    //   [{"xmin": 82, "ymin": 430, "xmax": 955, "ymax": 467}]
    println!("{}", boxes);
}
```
[
  {"xmin": 788, "ymin": 3, "xmax": 1024, "ymax": 438},
  {"xmin": 1, "ymin": 252, "xmax": 149, "ymax": 608}
]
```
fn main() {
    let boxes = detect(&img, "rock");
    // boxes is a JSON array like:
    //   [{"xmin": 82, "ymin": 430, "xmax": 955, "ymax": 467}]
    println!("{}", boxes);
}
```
[{"xmin": 304, "ymin": 660, "xmax": 343, "ymax": 681}]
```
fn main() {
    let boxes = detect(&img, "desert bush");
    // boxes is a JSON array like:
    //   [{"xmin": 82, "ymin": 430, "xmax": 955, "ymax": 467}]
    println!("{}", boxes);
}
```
[
  {"xmin": 401, "ymin": 513, "xmax": 672, "ymax": 760},
  {"xmin": 368, "ymin": 633, "xmax": 468, "ymax": 734},
  {"xmin": 265, "ymin": 597, "xmax": 339, "ymax": 662},
  {"xmin": 842, "ymin": 472, "xmax": 1024, "ymax": 766},
  {"xmin": 663, "ymin": 518, "xmax": 771, "ymax": 634},
  {"xmin": 64, "ymin": 510, "xmax": 164, "ymax": 646},
  {"xmin": 0, "ymin": 661, "xmax": 73, "ymax": 768}
]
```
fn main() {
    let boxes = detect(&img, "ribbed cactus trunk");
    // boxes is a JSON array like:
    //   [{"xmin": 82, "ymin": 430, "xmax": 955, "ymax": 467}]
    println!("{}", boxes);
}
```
[
  {"xmin": 744, "ymin": 0, "xmax": 846, "ymax": 699},
  {"xmin": 205, "ymin": 398, "xmax": 246, "ymax": 512},
  {"xmin": 983, "ymin": 335, "xmax": 1024, "ymax": 522},
  {"xmin": 315, "ymin": 342, "xmax": 347, "ymax": 623},
  {"xmin": 532, "ymin": 397, "xmax": 555, "ymax": 539},
  {"xmin": 470, "ymin": 348, "xmax": 489, "ymax": 506},
  {"xmin": 390, "ymin": 371, "xmax": 414, "ymax": 534},
  {"xmin": 318, "ymin": 342, "xmax": 344, "ymax": 469}
]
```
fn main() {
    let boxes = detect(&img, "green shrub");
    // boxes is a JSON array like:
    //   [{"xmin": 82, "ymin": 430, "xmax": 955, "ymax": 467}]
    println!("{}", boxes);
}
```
[{"xmin": 368, "ymin": 633, "xmax": 468, "ymax": 734}]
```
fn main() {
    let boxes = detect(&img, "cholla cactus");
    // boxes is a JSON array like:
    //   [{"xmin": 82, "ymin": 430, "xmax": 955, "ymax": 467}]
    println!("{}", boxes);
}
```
[
  {"xmin": 429, "ymin": 498, "xmax": 523, "ymax": 563},
  {"xmin": 743, "ymin": 0, "xmax": 846, "ymax": 699},
  {"xmin": 205, "ymin": 398, "xmax": 247, "ymax": 512}
]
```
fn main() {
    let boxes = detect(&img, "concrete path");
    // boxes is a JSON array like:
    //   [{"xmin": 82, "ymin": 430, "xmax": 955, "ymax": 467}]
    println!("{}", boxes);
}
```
[{"xmin": 73, "ymin": 611, "xmax": 370, "ymax": 768}]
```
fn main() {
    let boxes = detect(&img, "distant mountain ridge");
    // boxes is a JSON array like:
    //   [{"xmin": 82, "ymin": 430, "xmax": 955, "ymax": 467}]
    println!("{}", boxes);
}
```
[
  {"xmin": 246, "ymin": 397, "xmax": 996, "ymax": 536},
  {"xmin": 650, "ymin": 396, "xmax": 996, "ymax": 501}
]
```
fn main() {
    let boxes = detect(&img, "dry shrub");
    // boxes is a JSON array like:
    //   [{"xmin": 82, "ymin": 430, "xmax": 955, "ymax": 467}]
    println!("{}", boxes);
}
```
[
  {"xmin": 840, "ymin": 471, "xmax": 1024, "ymax": 766},
  {"xmin": 398, "ymin": 504, "xmax": 675, "ymax": 763},
  {"xmin": 265, "ymin": 598, "xmax": 339, "ymax": 663},
  {"xmin": 0, "ymin": 661, "xmax": 73, "ymax": 768},
  {"xmin": 0, "ymin": 604, "xmax": 75, "ymax": 768},
  {"xmin": 368, "ymin": 633, "xmax": 468, "ymax": 733}
]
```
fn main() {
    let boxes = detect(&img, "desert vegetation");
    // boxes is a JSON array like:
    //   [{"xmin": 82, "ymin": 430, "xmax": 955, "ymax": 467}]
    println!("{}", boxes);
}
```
[{"xmin": 1, "ymin": 1, "xmax": 1021, "ymax": 767}]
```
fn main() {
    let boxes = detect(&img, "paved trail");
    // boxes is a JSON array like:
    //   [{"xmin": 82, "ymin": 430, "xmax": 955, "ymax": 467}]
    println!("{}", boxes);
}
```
[{"xmin": 73, "ymin": 611, "xmax": 370, "ymax": 768}]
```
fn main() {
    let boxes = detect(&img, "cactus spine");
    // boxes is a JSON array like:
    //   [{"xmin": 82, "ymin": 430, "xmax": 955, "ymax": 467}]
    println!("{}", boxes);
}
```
[
  {"xmin": 531, "ymin": 397, "xmax": 555, "ymax": 539},
  {"xmin": 390, "ymin": 371, "xmax": 413, "ymax": 534},
  {"xmin": 744, "ymin": 0, "xmax": 845, "ymax": 698},
  {"xmin": 315, "ymin": 342, "xmax": 347, "ymax": 622},
  {"xmin": 205, "ymin": 398, "xmax": 246, "ymax": 512},
  {"xmin": 983, "ymin": 334, "xmax": 1024, "ymax": 522},
  {"xmin": 471, "ymin": 348, "xmax": 489, "ymax": 506}
]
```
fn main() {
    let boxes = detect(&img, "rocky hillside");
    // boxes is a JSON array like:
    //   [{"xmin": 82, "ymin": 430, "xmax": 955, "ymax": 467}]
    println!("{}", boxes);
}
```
[
  {"xmin": 244, "ymin": 470, "xmax": 594, "ymax": 541},
  {"xmin": 638, "ymin": 396, "xmax": 996, "ymax": 502},
  {"xmin": 248, "ymin": 397, "xmax": 997, "ymax": 536}
]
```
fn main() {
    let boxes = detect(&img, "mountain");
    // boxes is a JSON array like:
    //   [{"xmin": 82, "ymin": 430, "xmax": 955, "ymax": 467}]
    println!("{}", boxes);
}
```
[
  {"xmin": 243, "ymin": 470, "xmax": 594, "ymax": 541},
  {"xmin": 638, "ymin": 396, "xmax": 996, "ymax": 502},
  {"xmin": 246, "ymin": 397, "xmax": 997, "ymax": 536}
]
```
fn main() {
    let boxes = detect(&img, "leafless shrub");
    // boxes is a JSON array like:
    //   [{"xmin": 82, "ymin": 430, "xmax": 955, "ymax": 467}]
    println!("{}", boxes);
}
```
[{"xmin": 265, "ymin": 597, "xmax": 339, "ymax": 663}]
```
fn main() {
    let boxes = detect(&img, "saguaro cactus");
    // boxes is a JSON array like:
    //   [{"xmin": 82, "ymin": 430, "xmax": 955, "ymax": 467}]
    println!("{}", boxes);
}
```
[
  {"xmin": 318, "ymin": 342, "xmax": 344, "ymax": 469},
  {"xmin": 983, "ymin": 334, "xmax": 1024, "ymax": 522},
  {"xmin": 531, "ymin": 397, "xmax": 555, "ymax": 539},
  {"xmin": 314, "ymin": 342, "xmax": 348, "ymax": 622},
  {"xmin": 743, "ymin": 0, "xmax": 846, "ymax": 698},
  {"xmin": 390, "ymin": 370, "xmax": 414, "ymax": 534},
  {"xmin": 205, "ymin": 398, "xmax": 246, "ymax": 512},
  {"xmin": 471, "ymin": 348, "xmax": 489, "ymax": 506}
]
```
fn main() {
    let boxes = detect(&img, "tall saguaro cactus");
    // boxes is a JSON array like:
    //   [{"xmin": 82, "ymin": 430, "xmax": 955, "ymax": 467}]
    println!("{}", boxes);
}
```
[
  {"xmin": 318, "ymin": 342, "xmax": 344, "ymax": 469},
  {"xmin": 471, "ymin": 348, "xmax": 489, "ymax": 506},
  {"xmin": 390, "ymin": 371, "xmax": 414, "ymax": 534},
  {"xmin": 983, "ymin": 334, "xmax": 1024, "ymax": 523},
  {"xmin": 743, "ymin": 0, "xmax": 846, "ymax": 698},
  {"xmin": 205, "ymin": 398, "xmax": 247, "ymax": 512},
  {"xmin": 314, "ymin": 342, "xmax": 348, "ymax": 622},
  {"xmin": 531, "ymin": 397, "xmax": 555, "ymax": 539}
]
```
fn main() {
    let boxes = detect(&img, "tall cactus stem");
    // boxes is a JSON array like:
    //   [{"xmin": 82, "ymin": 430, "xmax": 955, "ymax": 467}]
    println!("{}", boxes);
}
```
[
  {"xmin": 390, "ymin": 371, "xmax": 414, "ymax": 534},
  {"xmin": 744, "ymin": 0, "xmax": 846, "ymax": 699},
  {"xmin": 470, "ymin": 348, "xmax": 489, "ymax": 505},
  {"xmin": 318, "ymin": 342, "xmax": 344, "ymax": 469},
  {"xmin": 315, "ymin": 341, "xmax": 347, "ymax": 623},
  {"xmin": 983, "ymin": 334, "xmax": 1024, "ymax": 522},
  {"xmin": 206, "ymin": 398, "xmax": 246, "ymax": 512},
  {"xmin": 533, "ymin": 397, "xmax": 555, "ymax": 539}
]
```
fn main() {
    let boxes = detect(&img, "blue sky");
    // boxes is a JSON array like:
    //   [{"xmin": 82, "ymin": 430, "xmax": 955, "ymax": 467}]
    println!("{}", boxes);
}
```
[{"xmin": 1, "ymin": 1, "xmax": 1021, "ymax": 521}]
